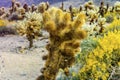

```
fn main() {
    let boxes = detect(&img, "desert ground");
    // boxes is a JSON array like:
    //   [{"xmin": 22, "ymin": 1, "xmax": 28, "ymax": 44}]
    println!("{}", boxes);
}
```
[{"xmin": 0, "ymin": 34, "xmax": 48, "ymax": 80}]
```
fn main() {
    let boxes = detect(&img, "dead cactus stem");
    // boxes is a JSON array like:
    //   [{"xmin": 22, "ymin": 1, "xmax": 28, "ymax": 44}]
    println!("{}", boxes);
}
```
[{"xmin": 37, "ymin": 8, "xmax": 87, "ymax": 80}]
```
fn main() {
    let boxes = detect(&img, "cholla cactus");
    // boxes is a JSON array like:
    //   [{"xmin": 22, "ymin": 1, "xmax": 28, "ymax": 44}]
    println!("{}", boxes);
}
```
[
  {"xmin": 87, "ymin": 10, "xmax": 98, "ymax": 24},
  {"xmin": 69, "ymin": 6, "xmax": 80, "ymax": 21},
  {"xmin": 37, "ymin": 8, "xmax": 86, "ymax": 80},
  {"xmin": 59, "ymin": 2, "xmax": 64, "ymax": 10},
  {"xmin": 84, "ymin": 0, "xmax": 94, "ymax": 10},
  {"xmin": 98, "ymin": 1, "xmax": 107, "ymax": 17},
  {"xmin": 25, "ymin": 12, "xmax": 43, "ymax": 21},
  {"xmin": 98, "ymin": 17, "xmax": 106, "ymax": 33},
  {"xmin": 37, "ymin": 2, "xmax": 49, "ymax": 13},
  {"xmin": 114, "ymin": 1, "xmax": 120, "ymax": 13},
  {"xmin": 98, "ymin": 17, "xmax": 106, "ymax": 25},
  {"xmin": 17, "ymin": 7, "xmax": 25, "ymax": 14},
  {"xmin": 23, "ymin": 3, "xmax": 29, "ymax": 12},
  {"xmin": 16, "ymin": 12, "xmax": 42, "ymax": 48},
  {"xmin": 82, "ymin": 23, "xmax": 100, "ymax": 37}
]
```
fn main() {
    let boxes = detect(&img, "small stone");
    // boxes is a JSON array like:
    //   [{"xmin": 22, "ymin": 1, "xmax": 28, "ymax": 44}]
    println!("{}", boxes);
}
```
[
  {"xmin": 40, "ymin": 67, "xmax": 46, "ymax": 73},
  {"xmin": 36, "ymin": 75, "xmax": 44, "ymax": 80},
  {"xmin": 20, "ymin": 73, "xmax": 27, "ymax": 76},
  {"xmin": 41, "ymin": 50, "xmax": 44, "ymax": 52},
  {"xmin": 2, "ymin": 60, "xmax": 4, "ymax": 63},
  {"xmin": 42, "ymin": 55, "xmax": 48, "ymax": 60},
  {"xmin": 46, "ymin": 41, "xmax": 49, "ymax": 43},
  {"xmin": 2, "ymin": 65, "xmax": 5, "ymax": 67}
]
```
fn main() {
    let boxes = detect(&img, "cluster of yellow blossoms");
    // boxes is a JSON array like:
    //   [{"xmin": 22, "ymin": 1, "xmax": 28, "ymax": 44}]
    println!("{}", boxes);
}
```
[
  {"xmin": 79, "ymin": 30, "xmax": 120, "ymax": 80},
  {"xmin": 105, "ymin": 18, "xmax": 120, "ymax": 32},
  {"xmin": 0, "ymin": 19, "xmax": 6, "ymax": 27}
]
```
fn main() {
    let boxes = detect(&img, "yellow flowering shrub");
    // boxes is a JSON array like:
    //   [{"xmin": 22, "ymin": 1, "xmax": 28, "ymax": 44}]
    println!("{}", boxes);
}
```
[
  {"xmin": 104, "ymin": 18, "xmax": 120, "ymax": 33},
  {"xmin": 105, "ymin": 11, "xmax": 120, "ymax": 22},
  {"xmin": 79, "ymin": 31, "xmax": 120, "ymax": 80},
  {"xmin": 0, "ymin": 19, "xmax": 6, "ymax": 27},
  {"xmin": 105, "ymin": 12, "xmax": 116, "ymax": 18}
]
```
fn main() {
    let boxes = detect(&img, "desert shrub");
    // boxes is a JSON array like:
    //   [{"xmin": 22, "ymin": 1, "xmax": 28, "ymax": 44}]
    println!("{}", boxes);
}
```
[
  {"xmin": 105, "ymin": 14, "xmax": 114, "ymax": 23},
  {"xmin": 57, "ymin": 30, "xmax": 120, "ymax": 80},
  {"xmin": 0, "ymin": 26, "xmax": 17, "ymax": 36},
  {"xmin": 104, "ymin": 18, "xmax": 120, "ymax": 33},
  {"xmin": 76, "ymin": 37, "xmax": 99, "ymax": 65},
  {"xmin": 104, "ymin": 11, "xmax": 120, "ymax": 23},
  {"xmin": 0, "ymin": 19, "xmax": 6, "ymax": 27},
  {"xmin": 56, "ymin": 37, "xmax": 99, "ymax": 80},
  {"xmin": 79, "ymin": 31, "xmax": 120, "ymax": 80}
]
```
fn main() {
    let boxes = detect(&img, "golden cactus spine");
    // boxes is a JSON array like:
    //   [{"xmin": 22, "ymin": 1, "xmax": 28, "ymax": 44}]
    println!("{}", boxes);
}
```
[{"xmin": 37, "ymin": 8, "xmax": 87, "ymax": 80}]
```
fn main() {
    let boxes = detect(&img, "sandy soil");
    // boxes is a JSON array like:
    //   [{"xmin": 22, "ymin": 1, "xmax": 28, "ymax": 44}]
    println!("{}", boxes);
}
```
[{"xmin": 0, "ymin": 35, "xmax": 48, "ymax": 80}]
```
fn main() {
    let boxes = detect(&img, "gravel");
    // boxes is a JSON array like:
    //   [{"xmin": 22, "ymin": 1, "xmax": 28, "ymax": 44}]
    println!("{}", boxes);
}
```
[{"xmin": 0, "ymin": 35, "xmax": 48, "ymax": 80}]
